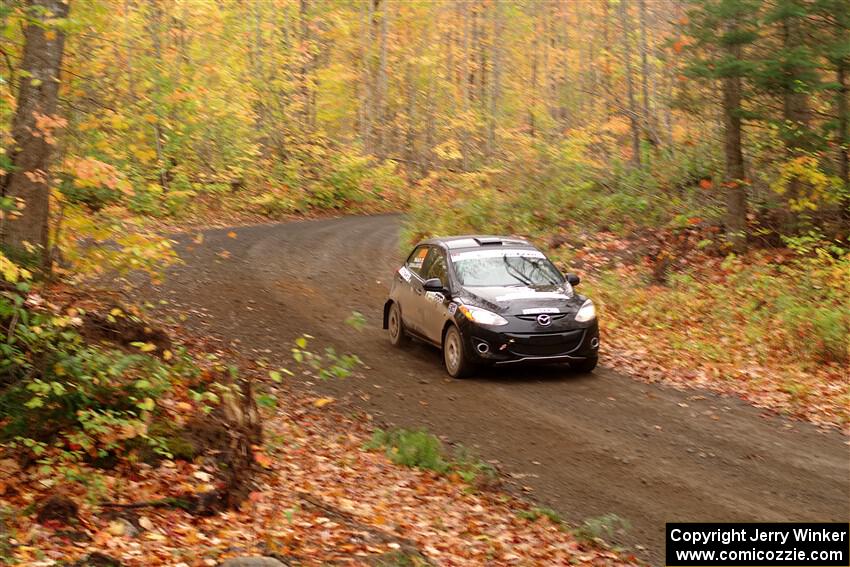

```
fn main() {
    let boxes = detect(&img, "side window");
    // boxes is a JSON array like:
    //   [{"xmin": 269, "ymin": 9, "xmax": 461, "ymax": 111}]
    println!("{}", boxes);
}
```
[
  {"xmin": 422, "ymin": 248, "xmax": 448, "ymax": 283},
  {"xmin": 405, "ymin": 246, "xmax": 429, "ymax": 276}
]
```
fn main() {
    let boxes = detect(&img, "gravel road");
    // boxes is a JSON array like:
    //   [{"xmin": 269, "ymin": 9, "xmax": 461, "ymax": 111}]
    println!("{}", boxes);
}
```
[{"xmin": 151, "ymin": 214, "xmax": 849, "ymax": 565}]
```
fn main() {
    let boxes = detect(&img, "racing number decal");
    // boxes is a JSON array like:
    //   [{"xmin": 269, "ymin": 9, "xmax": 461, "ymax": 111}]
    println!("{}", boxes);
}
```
[
  {"xmin": 398, "ymin": 266, "xmax": 412, "ymax": 282},
  {"xmin": 425, "ymin": 291, "xmax": 445, "ymax": 303},
  {"xmin": 409, "ymin": 247, "xmax": 429, "ymax": 270}
]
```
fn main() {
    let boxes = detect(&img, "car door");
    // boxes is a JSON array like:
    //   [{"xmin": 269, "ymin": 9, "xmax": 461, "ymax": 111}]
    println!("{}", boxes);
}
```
[
  {"xmin": 417, "ymin": 247, "xmax": 451, "ymax": 344},
  {"xmin": 395, "ymin": 245, "xmax": 429, "ymax": 334}
]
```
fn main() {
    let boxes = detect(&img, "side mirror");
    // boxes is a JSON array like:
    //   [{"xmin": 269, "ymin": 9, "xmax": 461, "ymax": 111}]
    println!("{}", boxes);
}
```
[
  {"xmin": 565, "ymin": 273, "xmax": 581, "ymax": 286},
  {"xmin": 423, "ymin": 277, "xmax": 445, "ymax": 292}
]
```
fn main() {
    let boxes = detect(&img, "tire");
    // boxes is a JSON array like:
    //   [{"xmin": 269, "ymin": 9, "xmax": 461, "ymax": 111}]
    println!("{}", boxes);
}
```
[
  {"xmin": 387, "ymin": 302, "xmax": 410, "ymax": 347},
  {"xmin": 443, "ymin": 325, "xmax": 474, "ymax": 378},
  {"xmin": 571, "ymin": 356, "xmax": 598, "ymax": 374}
]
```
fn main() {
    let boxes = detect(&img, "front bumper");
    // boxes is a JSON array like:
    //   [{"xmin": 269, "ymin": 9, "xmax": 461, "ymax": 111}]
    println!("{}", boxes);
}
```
[{"xmin": 460, "ymin": 319, "xmax": 600, "ymax": 364}]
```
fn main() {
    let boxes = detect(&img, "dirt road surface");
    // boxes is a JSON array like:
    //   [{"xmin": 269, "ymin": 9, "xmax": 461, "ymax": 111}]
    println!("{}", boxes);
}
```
[{"xmin": 151, "ymin": 214, "xmax": 849, "ymax": 565}]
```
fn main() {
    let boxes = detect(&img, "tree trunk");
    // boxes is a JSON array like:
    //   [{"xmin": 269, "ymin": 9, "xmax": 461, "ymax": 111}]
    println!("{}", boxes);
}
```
[
  {"xmin": 618, "ymin": 0, "xmax": 641, "ymax": 167},
  {"xmin": 836, "ymin": 56, "xmax": 849, "ymax": 228},
  {"xmin": 460, "ymin": 0, "xmax": 471, "ymax": 169},
  {"xmin": 722, "ymin": 27, "xmax": 747, "ymax": 253},
  {"xmin": 360, "ymin": 0, "xmax": 377, "ymax": 153},
  {"xmin": 529, "ymin": 1, "xmax": 539, "ymax": 140},
  {"xmin": 1, "ymin": 0, "xmax": 70, "ymax": 265},
  {"xmin": 779, "ymin": 14, "xmax": 811, "ymax": 233},
  {"xmin": 143, "ymin": 1, "xmax": 169, "ymax": 192},
  {"xmin": 298, "ymin": 0, "xmax": 313, "ymax": 132},
  {"xmin": 375, "ymin": 0, "xmax": 389, "ymax": 154},
  {"xmin": 486, "ymin": 0, "xmax": 501, "ymax": 157},
  {"xmin": 403, "ymin": 55, "xmax": 418, "ymax": 171},
  {"xmin": 638, "ymin": 0, "xmax": 657, "ymax": 151}
]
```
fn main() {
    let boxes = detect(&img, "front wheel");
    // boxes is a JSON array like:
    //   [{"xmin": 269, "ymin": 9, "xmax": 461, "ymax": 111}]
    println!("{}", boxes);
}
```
[
  {"xmin": 443, "ymin": 325, "xmax": 474, "ymax": 378},
  {"xmin": 387, "ymin": 302, "xmax": 410, "ymax": 347},
  {"xmin": 571, "ymin": 356, "xmax": 598, "ymax": 374}
]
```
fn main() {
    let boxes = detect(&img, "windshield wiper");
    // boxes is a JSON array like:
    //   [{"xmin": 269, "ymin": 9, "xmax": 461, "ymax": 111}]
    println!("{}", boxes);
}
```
[
  {"xmin": 502, "ymin": 256, "xmax": 533, "ymax": 286},
  {"xmin": 518, "ymin": 256, "xmax": 561, "ymax": 286}
]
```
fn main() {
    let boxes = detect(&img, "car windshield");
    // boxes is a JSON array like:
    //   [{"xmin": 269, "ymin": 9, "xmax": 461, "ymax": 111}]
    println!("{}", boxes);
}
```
[{"xmin": 450, "ymin": 249, "xmax": 564, "ymax": 287}]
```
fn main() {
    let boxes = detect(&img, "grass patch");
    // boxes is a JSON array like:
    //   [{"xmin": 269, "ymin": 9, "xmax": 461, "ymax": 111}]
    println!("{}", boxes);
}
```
[
  {"xmin": 369, "ymin": 550, "xmax": 431, "ymax": 566},
  {"xmin": 365, "ymin": 428, "xmax": 498, "ymax": 487},
  {"xmin": 366, "ymin": 429, "xmax": 449, "ymax": 473},
  {"xmin": 517, "ymin": 506, "xmax": 564, "ymax": 526},
  {"xmin": 572, "ymin": 513, "xmax": 630, "ymax": 544}
]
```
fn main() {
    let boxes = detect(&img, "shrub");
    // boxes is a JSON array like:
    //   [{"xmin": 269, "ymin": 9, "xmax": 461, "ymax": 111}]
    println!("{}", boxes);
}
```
[
  {"xmin": 0, "ymin": 256, "xmax": 177, "ymax": 466},
  {"xmin": 162, "ymin": 172, "xmax": 197, "ymax": 217},
  {"xmin": 58, "ymin": 158, "xmax": 130, "ymax": 212},
  {"xmin": 128, "ymin": 184, "xmax": 163, "ymax": 216},
  {"xmin": 58, "ymin": 172, "xmax": 122, "ymax": 212},
  {"xmin": 249, "ymin": 190, "xmax": 302, "ymax": 218}
]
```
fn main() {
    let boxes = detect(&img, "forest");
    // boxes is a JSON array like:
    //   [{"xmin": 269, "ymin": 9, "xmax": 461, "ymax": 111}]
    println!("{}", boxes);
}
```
[{"xmin": 0, "ymin": 0, "xmax": 848, "ymax": 565}]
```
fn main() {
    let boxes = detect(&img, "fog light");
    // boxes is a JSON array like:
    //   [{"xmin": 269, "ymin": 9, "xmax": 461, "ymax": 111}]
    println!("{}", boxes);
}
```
[{"xmin": 590, "ymin": 337, "xmax": 599, "ymax": 348}]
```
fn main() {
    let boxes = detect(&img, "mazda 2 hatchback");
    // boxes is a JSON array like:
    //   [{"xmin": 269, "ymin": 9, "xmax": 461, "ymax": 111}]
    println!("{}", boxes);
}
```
[{"xmin": 383, "ymin": 236, "xmax": 599, "ymax": 378}]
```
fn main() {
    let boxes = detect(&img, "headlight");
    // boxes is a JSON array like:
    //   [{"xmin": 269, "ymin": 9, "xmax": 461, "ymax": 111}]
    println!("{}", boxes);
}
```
[
  {"xmin": 575, "ymin": 299, "xmax": 596, "ymax": 322},
  {"xmin": 458, "ymin": 305, "xmax": 508, "ymax": 326}
]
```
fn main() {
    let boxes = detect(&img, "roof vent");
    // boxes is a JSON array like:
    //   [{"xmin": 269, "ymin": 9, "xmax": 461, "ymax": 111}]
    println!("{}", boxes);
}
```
[{"xmin": 474, "ymin": 237, "xmax": 503, "ymax": 246}]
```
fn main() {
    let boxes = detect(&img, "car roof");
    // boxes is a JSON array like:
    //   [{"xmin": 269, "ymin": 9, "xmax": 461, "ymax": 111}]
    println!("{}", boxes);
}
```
[{"xmin": 418, "ymin": 235, "xmax": 535, "ymax": 251}]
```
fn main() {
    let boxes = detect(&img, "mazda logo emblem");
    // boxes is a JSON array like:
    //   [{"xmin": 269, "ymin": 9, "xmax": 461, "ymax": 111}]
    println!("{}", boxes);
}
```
[{"xmin": 537, "ymin": 314, "xmax": 552, "ymax": 326}]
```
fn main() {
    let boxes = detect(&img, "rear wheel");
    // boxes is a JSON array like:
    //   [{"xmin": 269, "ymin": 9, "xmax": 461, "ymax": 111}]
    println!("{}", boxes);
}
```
[
  {"xmin": 443, "ymin": 325, "xmax": 474, "ymax": 378},
  {"xmin": 387, "ymin": 303, "xmax": 410, "ymax": 347},
  {"xmin": 571, "ymin": 356, "xmax": 598, "ymax": 374}
]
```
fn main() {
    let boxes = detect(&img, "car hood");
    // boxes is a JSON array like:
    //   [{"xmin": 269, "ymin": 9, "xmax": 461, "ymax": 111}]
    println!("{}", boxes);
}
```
[{"xmin": 458, "ymin": 284, "xmax": 583, "ymax": 315}]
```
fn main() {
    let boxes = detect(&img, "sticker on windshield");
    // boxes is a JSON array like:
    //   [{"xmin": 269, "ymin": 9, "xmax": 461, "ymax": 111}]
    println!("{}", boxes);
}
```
[
  {"xmin": 450, "ymin": 249, "xmax": 546, "ymax": 262},
  {"xmin": 522, "ymin": 307, "xmax": 560, "ymax": 314},
  {"xmin": 398, "ymin": 266, "xmax": 412, "ymax": 282}
]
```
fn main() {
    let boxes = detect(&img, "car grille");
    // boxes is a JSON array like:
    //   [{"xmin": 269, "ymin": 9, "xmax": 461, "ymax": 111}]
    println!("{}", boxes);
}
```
[
  {"xmin": 515, "ymin": 313, "xmax": 568, "ymax": 322},
  {"xmin": 504, "ymin": 329, "xmax": 585, "ymax": 357}
]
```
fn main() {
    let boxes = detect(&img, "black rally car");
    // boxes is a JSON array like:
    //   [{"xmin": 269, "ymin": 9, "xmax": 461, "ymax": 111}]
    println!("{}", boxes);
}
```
[{"xmin": 383, "ymin": 236, "xmax": 599, "ymax": 378}]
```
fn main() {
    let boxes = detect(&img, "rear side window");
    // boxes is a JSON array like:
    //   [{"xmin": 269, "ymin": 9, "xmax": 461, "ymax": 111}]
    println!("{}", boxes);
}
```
[{"xmin": 405, "ymin": 246, "xmax": 429, "ymax": 276}]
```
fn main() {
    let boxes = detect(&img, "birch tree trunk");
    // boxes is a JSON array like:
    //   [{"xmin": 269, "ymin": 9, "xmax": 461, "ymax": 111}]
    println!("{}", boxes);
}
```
[
  {"xmin": 638, "ymin": 0, "xmax": 653, "ymax": 147},
  {"xmin": 460, "ymin": 0, "xmax": 471, "ymax": 169},
  {"xmin": 618, "ymin": 0, "xmax": 641, "ymax": 167},
  {"xmin": 486, "ymin": 0, "xmax": 502, "ymax": 157},
  {"xmin": 376, "ymin": 0, "xmax": 389, "ymax": 154}
]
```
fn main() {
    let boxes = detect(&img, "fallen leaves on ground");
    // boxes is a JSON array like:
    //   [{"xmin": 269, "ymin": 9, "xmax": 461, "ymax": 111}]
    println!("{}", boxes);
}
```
[
  {"xmin": 552, "ymin": 230, "xmax": 849, "ymax": 434},
  {"xmin": 1, "ymin": 362, "xmax": 640, "ymax": 566}
]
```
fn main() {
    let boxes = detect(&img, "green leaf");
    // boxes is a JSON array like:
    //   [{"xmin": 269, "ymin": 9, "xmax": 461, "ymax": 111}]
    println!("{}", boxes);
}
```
[
  {"xmin": 256, "ymin": 393, "xmax": 277, "ymax": 408},
  {"xmin": 345, "ymin": 311, "xmax": 367, "ymax": 330},
  {"xmin": 137, "ymin": 397, "xmax": 155, "ymax": 411}
]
